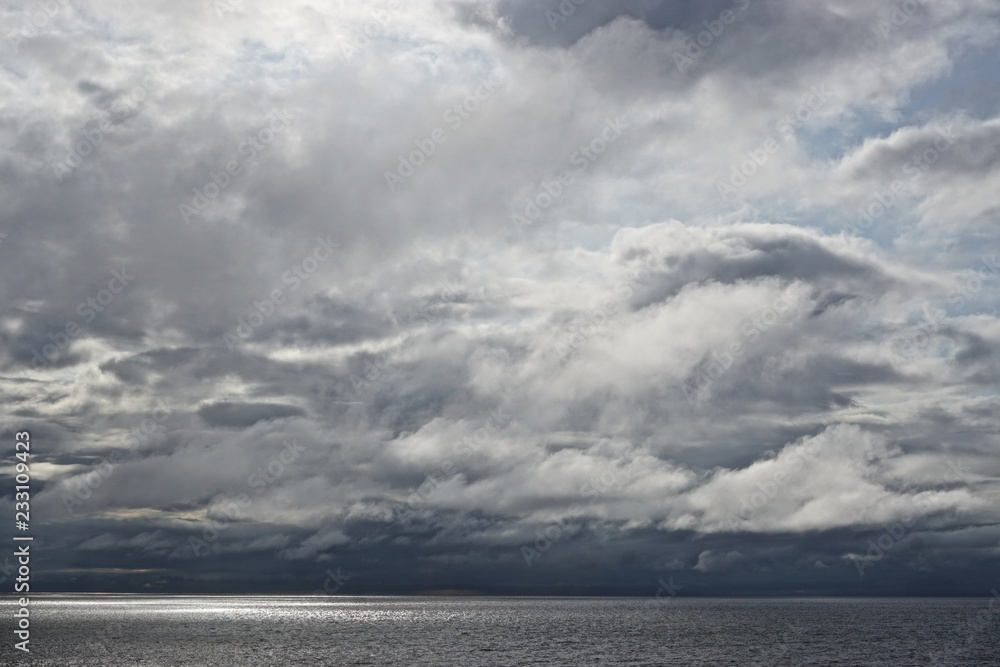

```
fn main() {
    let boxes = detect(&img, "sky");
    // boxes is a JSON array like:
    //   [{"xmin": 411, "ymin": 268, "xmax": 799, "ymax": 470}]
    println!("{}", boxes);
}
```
[{"xmin": 1, "ymin": 0, "xmax": 999, "ymax": 596}]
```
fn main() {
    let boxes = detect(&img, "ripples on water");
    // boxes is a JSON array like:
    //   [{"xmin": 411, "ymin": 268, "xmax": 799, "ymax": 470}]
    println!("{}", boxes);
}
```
[{"xmin": 1, "ymin": 596, "xmax": 997, "ymax": 666}]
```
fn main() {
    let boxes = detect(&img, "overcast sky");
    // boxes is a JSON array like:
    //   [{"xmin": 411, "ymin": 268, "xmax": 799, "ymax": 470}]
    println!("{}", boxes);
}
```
[{"xmin": 2, "ymin": 0, "xmax": 999, "ymax": 595}]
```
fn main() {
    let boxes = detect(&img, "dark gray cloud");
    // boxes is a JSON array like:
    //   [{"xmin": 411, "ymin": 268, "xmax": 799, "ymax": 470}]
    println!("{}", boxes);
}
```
[{"xmin": 197, "ymin": 402, "xmax": 307, "ymax": 428}]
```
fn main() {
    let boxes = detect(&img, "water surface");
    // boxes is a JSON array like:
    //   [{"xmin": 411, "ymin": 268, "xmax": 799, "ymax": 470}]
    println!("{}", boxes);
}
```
[{"xmin": 1, "ymin": 596, "xmax": 996, "ymax": 665}]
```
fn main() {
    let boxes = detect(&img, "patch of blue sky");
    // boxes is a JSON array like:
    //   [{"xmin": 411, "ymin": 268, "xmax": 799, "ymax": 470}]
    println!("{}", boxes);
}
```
[
  {"xmin": 797, "ymin": 44, "xmax": 1000, "ymax": 163},
  {"xmin": 901, "ymin": 44, "xmax": 1000, "ymax": 122},
  {"xmin": 795, "ymin": 112, "xmax": 898, "ymax": 163}
]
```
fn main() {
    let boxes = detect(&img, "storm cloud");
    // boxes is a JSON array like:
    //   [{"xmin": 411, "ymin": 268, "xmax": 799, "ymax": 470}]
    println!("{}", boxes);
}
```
[{"xmin": 1, "ymin": 0, "xmax": 998, "ymax": 596}]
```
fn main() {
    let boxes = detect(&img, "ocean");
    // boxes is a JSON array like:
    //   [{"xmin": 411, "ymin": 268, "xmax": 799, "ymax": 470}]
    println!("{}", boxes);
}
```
[{"xmin": 1, "ymin": 596, "xmax": 997, "ymax": 665}]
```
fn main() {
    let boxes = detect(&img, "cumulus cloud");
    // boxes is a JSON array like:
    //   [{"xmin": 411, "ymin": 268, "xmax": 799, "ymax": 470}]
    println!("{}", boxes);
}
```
[{"xmin": 1, "ymin": 0, "xmax": 998, "ymax": 595}]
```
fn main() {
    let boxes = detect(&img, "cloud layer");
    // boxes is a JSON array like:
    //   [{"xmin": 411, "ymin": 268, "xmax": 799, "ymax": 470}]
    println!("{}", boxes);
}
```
[{"xmin": 1, "ymin": 0, "xmax": 998, "ymax": 595}]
